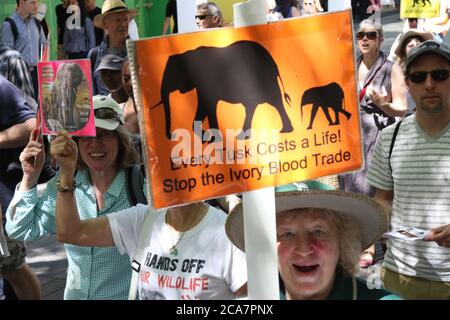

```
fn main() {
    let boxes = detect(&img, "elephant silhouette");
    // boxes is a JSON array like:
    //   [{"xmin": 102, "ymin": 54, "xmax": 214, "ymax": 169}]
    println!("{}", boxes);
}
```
[
  {"xmin": 300, "ymin": 82, "xmax": 351, "ymax": 130},
  {"xmin": 412, "ymin": 0, "xmax": 431, "ymax": 7},
  {"xmin": 152, "ymin": 40, "xmax": 293, "ymax": 140}
]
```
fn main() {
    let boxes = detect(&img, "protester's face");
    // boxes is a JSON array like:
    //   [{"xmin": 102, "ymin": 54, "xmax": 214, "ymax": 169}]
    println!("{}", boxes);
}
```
[
  {"xmin": 21, "ymin": 0, "xmax": 39, "ymax": 15},
  {"xmin": 303, "ymin": 1, "xmax": 318, "ymax": 15},
  {"xmin": 103, "ymin": 11, "xmax": 130, "ymax": 40},
  {"xmin": 408, "ymin": 18, "xmax": 418, "ymax": 29},
  {"xmin": 85, "ymin": 0, "xmax": 95, "ymax": 8},
  {"xmin": 406, "ymin": 54, "xmax": 450, "ymax": 115},
  {"xmin": 101, "ymin": 69, "xmax": 123, "ymax": 92},
  {"xmin": 69, "ymin": 0, "xmax": 79, "ymax": 6},
  {"xmin": 405, "ymin": 37, "xmax": 422, "ymax": 56},
  {"xmin": 122, "ymin": 61, "xmax": 133, "ymax": 98},
  {"xmin": 78, "ymin": 128, "xmax": 119, "ymax": 172},
  {"xmin": 277, "ymin": 210, "xmax": 340, "ymax": 300},
  {"xmin": 357, "ymin": 26, "xmax": 382, "ymax": 55},
  {"xmin": 196, "ymin": 8, "xmax": 220, "ymax": 29}
]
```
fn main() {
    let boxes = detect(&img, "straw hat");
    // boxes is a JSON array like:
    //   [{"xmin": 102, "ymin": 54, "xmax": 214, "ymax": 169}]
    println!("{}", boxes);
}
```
[
  {"xmin": 394, "ymin": 29, "xmax": 433, "ymax": 59},
  {"xmin": 225, "ymin": 181, "xmax": 389, "ymax": 252},
  {"xmin": 94, "ymin": 0, "xmax": 138, "ymax": 29}
]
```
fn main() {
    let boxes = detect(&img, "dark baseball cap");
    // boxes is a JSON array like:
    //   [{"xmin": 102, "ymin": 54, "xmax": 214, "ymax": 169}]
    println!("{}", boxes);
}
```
[
  {"xmin": 405, "ymin": 40, "xmax": 450, "ymax": 72},
  {"xmin": 95, "ymin": 54, "xmax": 125, "ymax": 72}
]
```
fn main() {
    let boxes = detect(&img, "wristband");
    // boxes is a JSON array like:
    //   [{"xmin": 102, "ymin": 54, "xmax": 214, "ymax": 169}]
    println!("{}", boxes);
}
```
[{"xmin": 57, "ymin": 179, "xmax": 76, "ymax": 193}]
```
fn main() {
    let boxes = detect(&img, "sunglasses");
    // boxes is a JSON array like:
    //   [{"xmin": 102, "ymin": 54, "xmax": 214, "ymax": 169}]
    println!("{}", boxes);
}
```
[
  {"xmin": 195, "ymin": 14, "xmax": 213, "ymax": 20},
  {"xmin": 94, "ymin": 107, "xmax": 123, "ymax": 125},
  {"xmin": 356, "ymin": 31, "xmax": 378, "ymax": 40},
  {"xmin": 406, "ymin": 69, "xmax": 450, "ymax": 83}
]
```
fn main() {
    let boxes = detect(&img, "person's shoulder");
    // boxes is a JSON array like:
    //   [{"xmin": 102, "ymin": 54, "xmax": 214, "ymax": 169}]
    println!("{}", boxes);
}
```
[
  {"xmin": 0, "ymin": 74, "xmax": 20, "ymax": 95},
  {"xmin": 378, "ymin": 121, "xmax": 400, "ymax": 142},
  {"xmin": 9, "ymin": 12, "xmax": 21, "ymax": 23}
]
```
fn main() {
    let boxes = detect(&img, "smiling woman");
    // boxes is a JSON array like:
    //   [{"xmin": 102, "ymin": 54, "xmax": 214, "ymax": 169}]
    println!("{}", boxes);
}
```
[
  {"xmin": 5, "ymin": 95, "xmax": 144, "ymax": 300},
  {"xmin": 225, "ymin": 181, "xmax": 402, "ymax": 300}
]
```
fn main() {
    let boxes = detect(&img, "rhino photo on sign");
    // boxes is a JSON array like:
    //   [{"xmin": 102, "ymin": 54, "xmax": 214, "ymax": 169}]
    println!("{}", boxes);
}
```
[{"xmin": 42, "ymin": 62, "xmax": 91, "ymax": 133}]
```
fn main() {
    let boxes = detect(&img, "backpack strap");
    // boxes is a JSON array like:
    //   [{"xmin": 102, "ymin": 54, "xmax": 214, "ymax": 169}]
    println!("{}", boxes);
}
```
[
  {"xmin": 126, "ymin": 164, "xmax": 147, "ymax": 206},
  {"xmin": 4, "ymin": 17, "xmax": 19, "ymax": 43},
  {"xmin": 33, "ymin": 17, "xmax": 42, "ymax": 35},
  {"xmin": 128, "ymin": 209, "xmax": 160, "ymax": 300},
  {"xmin": 89, "ymin": 46, "xmax": 99, "ymax": 74},
  {"xmin": 4, "ymin": 17, "xmax": 42, "ymax": 44},
  {"xmin": 388, "ymin": 120, "xmax": 402, "ymax": 172}
]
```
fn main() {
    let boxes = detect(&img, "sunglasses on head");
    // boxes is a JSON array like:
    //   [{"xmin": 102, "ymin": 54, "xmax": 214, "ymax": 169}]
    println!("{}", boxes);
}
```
[
  {"xmin": 406, "ymin": 69, "xmax": 450, "ymax": 83},
  {"xmin": 195, "ymin": 14, "xmax": 213, "ymax": 20},
  {"xmin": 356, "ymin": 31, "xmax": 378, "ymax": 40},
  {"xmin": 94, "ymin": 107, "xmax": 123, "ymax": 125}
]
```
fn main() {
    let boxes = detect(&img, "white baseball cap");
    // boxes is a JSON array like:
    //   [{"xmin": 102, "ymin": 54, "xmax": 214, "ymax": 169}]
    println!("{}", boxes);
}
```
[{"xmin": 93, "ymin": 95, "xmax": 124, "ymax": 131}]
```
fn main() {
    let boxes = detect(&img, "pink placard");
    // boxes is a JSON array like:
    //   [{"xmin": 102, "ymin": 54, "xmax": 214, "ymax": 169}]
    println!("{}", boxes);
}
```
[{"xmin": 38, "ymin": 59, "xmax": 95, "ymax": 136}]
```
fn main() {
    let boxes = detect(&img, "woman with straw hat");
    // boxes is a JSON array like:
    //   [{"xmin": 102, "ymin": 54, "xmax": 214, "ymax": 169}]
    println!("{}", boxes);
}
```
[{"xmin": 226, "ymin": 181, "xmax": 401, "ymax": 300}]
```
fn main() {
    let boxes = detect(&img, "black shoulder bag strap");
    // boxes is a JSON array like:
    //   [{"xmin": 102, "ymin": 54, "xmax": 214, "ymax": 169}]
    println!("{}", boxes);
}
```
[
  {"xmin": 4, "ymin": 17, "xmax": 18, "ymax": 43},
  {"xmin": 126, "ymin": 164, "xmax": 147, "ymax": 206},
  {"xmin": 388, "ymin": 121, "xmax": 402, "ymax": 172}
]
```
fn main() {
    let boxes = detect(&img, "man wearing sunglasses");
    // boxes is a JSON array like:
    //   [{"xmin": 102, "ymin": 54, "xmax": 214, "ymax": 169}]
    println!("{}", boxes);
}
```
[
  {"xmin": 367, "ymin": 40, "xmax": 450, "ymax": 299},
  {"xmin": 195, "ymin": 2, "xmax": 223, "ymax": 30},
  {"xmin": 340, "ymin": 19, "xmax": 407, "ymax": 271}
]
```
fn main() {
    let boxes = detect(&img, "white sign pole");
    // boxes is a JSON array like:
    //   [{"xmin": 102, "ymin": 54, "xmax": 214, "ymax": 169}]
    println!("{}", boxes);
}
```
[
  {"xmin": 234, "ymin": 0, "xmax": 279, "ymax": 300},
  {"xmin": 328, "ymin": 0, "xmax": 351, "ymax": 11}
]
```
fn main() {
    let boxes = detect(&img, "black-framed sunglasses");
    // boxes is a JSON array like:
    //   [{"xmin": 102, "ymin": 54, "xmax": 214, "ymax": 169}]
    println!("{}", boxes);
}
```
[
  {"xmin": 356, "ymin": 31, "xmax": 378, "ymax": 40},
  {"xmin": 94, "ymin": 107, "xmax": 123, "ymax": 125},
  {"xmin": 406, "ymin": 69, "xmax": 450, "ymax": 83},
  {"xmin": 195, "ymin": 14, "xmax": 213, "ymax": 20}
]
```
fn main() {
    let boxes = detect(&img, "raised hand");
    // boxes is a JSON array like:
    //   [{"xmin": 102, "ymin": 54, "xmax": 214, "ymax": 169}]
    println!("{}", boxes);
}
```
[
  {"xmin": 50, "ymin": 130, "xmax": 78, "ymax": 177},
  {"xmin": 19, "ymin": 129, "xmax": 45, "ymax": 190}
]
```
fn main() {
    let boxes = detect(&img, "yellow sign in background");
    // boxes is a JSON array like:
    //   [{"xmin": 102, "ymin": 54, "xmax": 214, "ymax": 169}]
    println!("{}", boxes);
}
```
[
  {"xmin": 130, "ymin": 10, "xmax": 362, "ymax": 208},
  {"xmin": 400, "ymin": 0, "xmax": 441, "ymax": 18}
]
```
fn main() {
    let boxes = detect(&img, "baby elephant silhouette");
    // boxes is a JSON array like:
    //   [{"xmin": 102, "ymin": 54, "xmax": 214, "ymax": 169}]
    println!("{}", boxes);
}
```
[
  {"xmin": 152, "ymin": 40, "xmax": 293, "ymax": 140},
  {"xmin": 300, "ymin": 82, "xmax": 351, "ymax": 130}
]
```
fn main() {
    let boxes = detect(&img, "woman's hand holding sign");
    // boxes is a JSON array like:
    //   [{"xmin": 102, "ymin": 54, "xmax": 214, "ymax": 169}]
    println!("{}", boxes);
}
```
[
  {"xmin": 50, "ymin": 130, "xmax": 78, "ymax": 178},
  {"xmin": 19, "ymin": 129, "xmax": 46, "ymax": 191}
]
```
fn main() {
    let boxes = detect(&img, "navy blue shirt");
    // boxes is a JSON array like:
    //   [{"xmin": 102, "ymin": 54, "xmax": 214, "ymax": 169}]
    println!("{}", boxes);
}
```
[{"xmin": 0, "ymin": 74, "xmax": 35, "ymax": 212}]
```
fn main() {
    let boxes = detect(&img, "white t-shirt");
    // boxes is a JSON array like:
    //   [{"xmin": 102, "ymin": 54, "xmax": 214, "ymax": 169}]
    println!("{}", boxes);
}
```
[{"xmin": 107, "ymin": 204, "xmax": 247, "ymax": 300}]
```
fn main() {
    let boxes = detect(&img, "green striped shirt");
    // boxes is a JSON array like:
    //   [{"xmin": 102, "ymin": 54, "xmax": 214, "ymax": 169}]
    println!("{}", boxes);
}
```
[{"xmin": 367, "ymin": 114, "xmax": 450, "ymax": 282}]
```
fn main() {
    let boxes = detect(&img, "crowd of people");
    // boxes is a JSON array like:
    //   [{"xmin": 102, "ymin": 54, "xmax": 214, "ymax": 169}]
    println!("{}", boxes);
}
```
[{"xmin": 0, "ymin": 0, "xmax": 449, "ymax": 300}]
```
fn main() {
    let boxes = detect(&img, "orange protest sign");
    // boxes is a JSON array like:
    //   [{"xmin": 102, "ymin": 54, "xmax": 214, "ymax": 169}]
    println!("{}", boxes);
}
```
[{"xmin": 129, "ymin": 10, "xmax": 362, "ymax": 209}]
